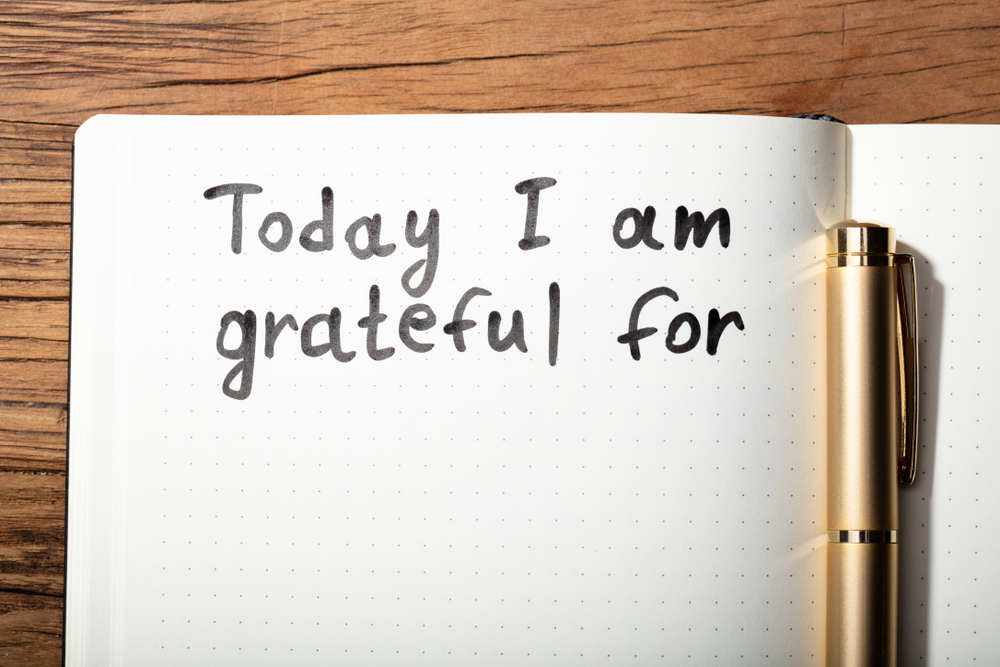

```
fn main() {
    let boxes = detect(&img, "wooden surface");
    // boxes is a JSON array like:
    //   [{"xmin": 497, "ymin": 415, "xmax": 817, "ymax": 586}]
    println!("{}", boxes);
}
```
[{"xmin": 1, "ymin": 1, "xmax": 998, "ymax": 664}]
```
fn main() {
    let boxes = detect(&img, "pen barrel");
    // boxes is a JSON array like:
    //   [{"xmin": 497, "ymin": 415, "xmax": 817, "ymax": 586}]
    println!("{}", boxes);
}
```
[
  {"xmin": 826, "ymin": 243, "xmax": 900, "ymax": 667},
  {"xmin": 827, "ymin": 265, "xmax": 899, "ymax": 530},
  {"xmin": 827, "ymin": 543, "xmax": 898, "ymax": 667}
]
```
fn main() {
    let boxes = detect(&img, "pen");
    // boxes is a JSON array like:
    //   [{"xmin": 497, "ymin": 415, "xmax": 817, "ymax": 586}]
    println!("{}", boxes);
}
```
[{"xmin": 826, "ymin": 221, "xmax": 919, "ymax": 667}]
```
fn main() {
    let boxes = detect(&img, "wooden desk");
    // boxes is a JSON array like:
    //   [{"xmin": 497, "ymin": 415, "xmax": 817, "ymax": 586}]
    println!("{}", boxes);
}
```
[{"xmin": 1, "ymin": 1, "xmax": 998, "ymax": 663}]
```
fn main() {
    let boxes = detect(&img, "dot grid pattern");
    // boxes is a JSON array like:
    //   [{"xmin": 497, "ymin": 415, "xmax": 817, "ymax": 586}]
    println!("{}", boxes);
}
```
[
  {"xmin": 849, "ymin": 124, "xmax": 1000, "ymax": 664},
  {"xmin": 68, "ymin": 115, "xmax": 844, "ymax": 666}
]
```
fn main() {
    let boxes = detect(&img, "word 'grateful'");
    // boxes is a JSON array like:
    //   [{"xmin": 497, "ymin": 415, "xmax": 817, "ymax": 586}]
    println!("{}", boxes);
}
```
[{"xmin": 216, "ymin": 283, "xmax": 562, "ymax": 400}]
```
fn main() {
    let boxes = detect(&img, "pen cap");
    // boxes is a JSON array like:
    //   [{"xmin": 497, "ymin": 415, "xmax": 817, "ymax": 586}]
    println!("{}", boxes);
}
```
[
  {"xmin": 827, "ymin": 221, "xmax": 895, "ymax": 264},
  {"xmin": 826, "ymin": 256, "xmax": 899, "ymax": 530},
  {"xmin": 826, "ymin": 220, "xmax": 920, "ymax": 487}
]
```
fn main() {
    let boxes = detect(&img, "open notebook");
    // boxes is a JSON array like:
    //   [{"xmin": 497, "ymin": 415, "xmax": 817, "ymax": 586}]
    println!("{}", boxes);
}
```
[{"xmin": 68, "ymin": 114, "xmax": 1000, "ymax": 665}]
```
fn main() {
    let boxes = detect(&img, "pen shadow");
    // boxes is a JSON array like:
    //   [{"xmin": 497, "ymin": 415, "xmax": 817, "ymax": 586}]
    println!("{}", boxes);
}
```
[{"xmin": 896, "ymin": 241, "xmax": 940, "ymax": 665}]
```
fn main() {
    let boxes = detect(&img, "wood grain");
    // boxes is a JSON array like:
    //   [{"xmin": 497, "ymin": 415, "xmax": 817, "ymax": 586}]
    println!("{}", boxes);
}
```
[
  {"xmin": 0, "ymin": 0, "xmax": 998, "ymax": 663},
  {"xmin": 4, "ymin": 0, "xmax": 1000, "ymax": 124}
]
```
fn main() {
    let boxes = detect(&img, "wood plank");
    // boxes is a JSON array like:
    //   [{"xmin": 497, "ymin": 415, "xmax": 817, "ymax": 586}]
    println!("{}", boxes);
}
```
[
  {"xmin": 0, "ymin": 121, "xmax": 74, "ymax": 145},
  {"xmin": 0, "ymin": 339, "xmax": 67, "ymax": 362},
  {"xmin": 0, "ymin": 405, "xmax": 66, "ymax": 435},
  {"xmin": 0, "ymin": 302, "xmax": 69, "ymax": 342},
  {"xmin": 0, "ymin": 225, "xmax": 70, "ymax": 252},
  {"xmin": 0, "ymin": 250, "xmax": 69, "ymax": 284},
  {"xmin": 0, "ymin": 247, "xmax": 69, "ymax": 274},
  {"xmin": 0, "ymin": 593, "xmax": 64, "ymax": 667},
  {"xmin": 0, "ymin": 204, "xmax": 69, "ymax": 225},
  {"xmin": 0, "ymin": 181, "xmax": 69, "ymax": 206},
  {"xmin": 0, "ymin": 161, "xmax": 69, "ymax": 184},
  {"xmin": 0, "ymin": 474, "xmax": 65, "ymax": 603},
  {"xmin": 0, "ymin": 361, "xmax": 66, "ymax": 403},
  {"xmin": 0, "ymin": 141, "xmax": 72, "ymax": 172},
  {"xmin": 0, "ymin": 1, "xmax": 997, "ymax": 125},
  {"xmin": 0, "ymin": 430, "xmax": 66, "ymax": 473},
  {"xmin": 0, "ymin": 469, "xmax": 64, "ymax": 505},
  {"xmin": 0, "ymin": 280, "xmax": 68, "ymax": 300}
]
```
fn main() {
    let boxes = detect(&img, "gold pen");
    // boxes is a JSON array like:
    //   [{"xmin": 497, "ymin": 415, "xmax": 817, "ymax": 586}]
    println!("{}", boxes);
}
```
[{"xmin": 826, "ymin": 222, "xmax": 919, "ymax": 667}]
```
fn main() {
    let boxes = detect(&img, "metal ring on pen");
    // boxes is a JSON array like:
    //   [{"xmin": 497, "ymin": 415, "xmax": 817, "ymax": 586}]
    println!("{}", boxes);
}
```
[
  {"xmin": 827, "ymin": 530, "xmax": 898, "ymax": 544},
  {"xmin": 826, "ymin": 252, "xmax": 896, "ymax": 267}
]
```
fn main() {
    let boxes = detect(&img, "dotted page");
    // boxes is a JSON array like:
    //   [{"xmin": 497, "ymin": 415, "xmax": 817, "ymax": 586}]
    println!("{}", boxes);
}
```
[
  {"xmin": 848, "ymin": 125, "xmax": 1000, "ymax": 665},
  {"xmin": 68, "ymin": 114, "xmax": 845, "ymax": 666}
]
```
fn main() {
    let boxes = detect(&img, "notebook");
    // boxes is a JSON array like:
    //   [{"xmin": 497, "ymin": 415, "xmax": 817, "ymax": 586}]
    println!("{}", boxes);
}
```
[{"xmin": 67, "ymin": 114, "xmax": 1000, "ymax": 665}]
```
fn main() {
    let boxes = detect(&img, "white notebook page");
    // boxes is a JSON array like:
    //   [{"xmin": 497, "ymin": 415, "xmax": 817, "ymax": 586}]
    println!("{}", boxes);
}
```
[
  {"xmin": 68, "ymin": 114, "xmax": 845, "ymax": 665},
  {"xmin": 849, "ymin": 124, "xmax": 1000, "ymax": 664}
]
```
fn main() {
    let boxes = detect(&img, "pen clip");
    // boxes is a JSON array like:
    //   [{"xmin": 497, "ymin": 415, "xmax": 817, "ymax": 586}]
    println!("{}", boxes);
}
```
[{"xmin": 894, "ymin": 254, "xmax": 919, "ymax": 485}]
